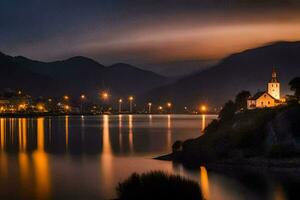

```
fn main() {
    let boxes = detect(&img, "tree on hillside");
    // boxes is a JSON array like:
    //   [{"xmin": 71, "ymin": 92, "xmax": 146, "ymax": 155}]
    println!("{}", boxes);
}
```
[
  {"xmin": 289, "ymin": 77, "xmax": 300, "ymax": 100},
  {"xmin": 235, "ymin": 90, "xmax": 251, "ymax": 111},
  {"xmin": 219, "ymin": 100, "xmax": 236, "ymax": 121}
]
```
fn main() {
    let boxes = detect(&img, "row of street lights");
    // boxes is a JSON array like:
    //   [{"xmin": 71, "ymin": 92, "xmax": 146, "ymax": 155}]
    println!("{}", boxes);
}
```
[
  {"xmin": 117, "ymin": 96, "xmax": 134, "ymax": 113},
  {"xmin": 61, "ymin": 93, "xmax": 207, "ymax": 114}
]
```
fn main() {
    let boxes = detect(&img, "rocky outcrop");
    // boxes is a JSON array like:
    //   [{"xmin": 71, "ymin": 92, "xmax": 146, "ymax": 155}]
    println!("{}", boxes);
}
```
[
  {"xmin": 160, "ymin": 105, "xmax": 300, "ymax": 166},
  {"xmin": 266, "ymin": 107, "xmax": 300, "ymax": 155}
]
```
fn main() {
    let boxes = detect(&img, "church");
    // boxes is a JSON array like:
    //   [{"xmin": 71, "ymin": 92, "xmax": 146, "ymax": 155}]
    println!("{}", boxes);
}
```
[{"xmin": 247, "ymin": 69, "xmax": 284, "ymax": 109}]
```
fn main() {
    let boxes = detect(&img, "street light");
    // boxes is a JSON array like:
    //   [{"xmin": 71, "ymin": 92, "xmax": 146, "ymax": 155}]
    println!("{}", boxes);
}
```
[
  {"xmin": 64, "ymin": 105, "xmax": 70, "ymax": 112},
  {"xmin": 129, "ymin": 96, "xmax": 134, "ymax": 113},
  {"xmin": 158, "ymin": 106, "xmax": 163, "ymax": 111},
  {"xmin": 167, "ymin": 102, "xmax": 172, "ymax": 113},
  {"xmin": 200, "ymin": 105, "xmax": 207, "ymax": 113},
  {"xmin": 101, "ymin": 92, "xmax": 109, "ymax": 100},
  {"xmin": 148, "ymin": 102, "xmax": 152, "ymax": 114},
  {"xmin": 80, "ymin": 94, "xmax": 86, "ymax": 114},
  {"xmin": 118, "ymin": 99, "xmax": 123, "ymax": 113}
]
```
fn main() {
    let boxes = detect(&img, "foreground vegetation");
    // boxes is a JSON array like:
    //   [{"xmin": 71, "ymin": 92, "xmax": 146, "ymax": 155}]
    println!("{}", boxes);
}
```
[{"xmin": 116, "ymin": 171, "xmax": 202, "ymax": 200}]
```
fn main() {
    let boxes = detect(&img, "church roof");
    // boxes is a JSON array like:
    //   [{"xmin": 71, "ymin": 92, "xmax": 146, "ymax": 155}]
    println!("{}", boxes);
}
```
[{"xmin": 248, "ymin": 91, "xmax": 277, "ymax": 101}]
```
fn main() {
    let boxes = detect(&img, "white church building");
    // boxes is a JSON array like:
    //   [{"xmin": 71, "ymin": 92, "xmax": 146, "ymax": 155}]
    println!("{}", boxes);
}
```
[{"xmin": 247, "ymin": 69, "xmax": 284, "ymax": 109}]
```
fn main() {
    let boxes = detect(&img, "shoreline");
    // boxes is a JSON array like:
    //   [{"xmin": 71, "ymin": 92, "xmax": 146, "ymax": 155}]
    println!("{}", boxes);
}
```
[
  {"xmin": 155, "ymin": 153, "xmax": 300, "ymax": 172},
  {"xmin": 0, "ymin": 113, "xmax": 218, "ymax": 118}
]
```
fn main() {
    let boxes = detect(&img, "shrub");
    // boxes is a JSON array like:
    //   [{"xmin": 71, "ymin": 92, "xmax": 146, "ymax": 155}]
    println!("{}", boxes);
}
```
[
  {"xmin": 219, "ymin": 100, "xmax": 236, "ymax": 122},
  {"xmin": 116, "ymin": 171, "xmax": 203, "ymax": 200},
  {"xmin": 172, "ymin": 140, "xmax": 183, "ymax": 152},
  {"xmin": 268, "ymin": 144, "xmax": 298, "ymax": 158}
]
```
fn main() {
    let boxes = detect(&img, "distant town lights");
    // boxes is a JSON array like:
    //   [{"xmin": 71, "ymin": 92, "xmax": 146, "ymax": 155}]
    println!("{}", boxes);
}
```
[
  {"xmin": 37, "ymin": 104, "xmax": 45, "ymax": 111},
  {"xmin": 64, "ymin": 95, "xmax": 69, "ymax": 100}
]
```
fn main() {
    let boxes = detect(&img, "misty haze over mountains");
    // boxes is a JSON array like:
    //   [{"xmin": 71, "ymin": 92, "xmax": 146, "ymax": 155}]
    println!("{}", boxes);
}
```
[{"xmin": 1, "ymin": 41, "xmax": 300, "ymax": 108}]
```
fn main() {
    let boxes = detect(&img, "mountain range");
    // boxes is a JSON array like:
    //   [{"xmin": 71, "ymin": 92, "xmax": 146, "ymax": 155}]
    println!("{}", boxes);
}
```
[
  {"xmin": 1, "ymin": 41, "xmax": 300, "ymax": 108},
  {"xmin": 0, "ymin": 52, "xmax": 169, "ymax": 101},
  {"xmin": 144, "ymin": 41, "xmax": 300, "ymax": 108}
]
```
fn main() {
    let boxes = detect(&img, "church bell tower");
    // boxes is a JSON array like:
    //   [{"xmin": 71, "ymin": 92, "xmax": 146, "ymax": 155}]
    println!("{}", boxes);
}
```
[{"xmin": 268, "ymin": 68, "xmax": 280, "ymax": 100}]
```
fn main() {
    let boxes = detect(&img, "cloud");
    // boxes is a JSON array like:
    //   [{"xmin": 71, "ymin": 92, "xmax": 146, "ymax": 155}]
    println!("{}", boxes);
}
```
[{"xmin": 1, "ymin": 0, "xmax": 300, "ymax": 71}]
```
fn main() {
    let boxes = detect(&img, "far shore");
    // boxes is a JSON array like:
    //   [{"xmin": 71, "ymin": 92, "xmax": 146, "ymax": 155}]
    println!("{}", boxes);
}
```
[{"xmin": 0, "ymin": 112, "xmax": 218, "ymax": 118}]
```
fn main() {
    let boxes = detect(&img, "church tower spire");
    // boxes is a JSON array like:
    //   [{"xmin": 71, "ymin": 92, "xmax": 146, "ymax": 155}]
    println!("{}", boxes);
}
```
[
  {"xmin": 271, "ymin": 67, "xmax": 278, "ymax": 83},
  {"xmin": 268, "ymin": 67, "xmax": 280, "ymax": 100}
]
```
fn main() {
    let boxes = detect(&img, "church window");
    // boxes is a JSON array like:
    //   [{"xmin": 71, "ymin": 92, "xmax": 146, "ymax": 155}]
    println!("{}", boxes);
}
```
[{"xmin": 268, "ymin": 101, "xmax": 270, "ymax": 105}]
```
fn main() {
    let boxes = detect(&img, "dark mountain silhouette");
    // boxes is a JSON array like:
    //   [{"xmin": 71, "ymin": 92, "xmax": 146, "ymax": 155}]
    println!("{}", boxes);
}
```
[
  {"xmin": 143, "ymin": 41, "xmax": 300, "ymax": 108},
  {"xmin": 0, "ymin": 52, "xmax": 54, "ymax": 95},
  {"xmin": 0, "ymin": 52, "xmax": 168, "ymax": 100}
]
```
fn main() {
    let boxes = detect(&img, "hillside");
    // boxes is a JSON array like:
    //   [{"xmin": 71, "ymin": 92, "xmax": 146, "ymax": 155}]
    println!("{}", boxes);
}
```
[
  {"xmin": 159, "ymin": 104, "xmax": 300, "ymax": 167},
  {"xmin": 0, "ymin": 52, "xmax": 54, "ymax": 95},
  {"xmin": 144, "ymin": 41, "xmax": 300, "ymax": 108}
]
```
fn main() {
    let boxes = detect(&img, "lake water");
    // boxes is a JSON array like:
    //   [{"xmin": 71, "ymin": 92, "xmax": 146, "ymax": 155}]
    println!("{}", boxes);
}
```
[{"xmin": 0, "ymin": 115, "xmax": 298, "ymax": 200}]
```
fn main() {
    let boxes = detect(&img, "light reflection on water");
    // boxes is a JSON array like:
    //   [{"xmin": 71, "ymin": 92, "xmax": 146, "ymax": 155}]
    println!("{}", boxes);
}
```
[{"xmin": 0, "ymin": 115, "xmax": 294, "ymax": 200}]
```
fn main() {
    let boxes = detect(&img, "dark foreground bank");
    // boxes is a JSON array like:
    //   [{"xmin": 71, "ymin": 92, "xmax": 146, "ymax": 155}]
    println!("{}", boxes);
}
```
[{"xmin": 157, "ymin": 104, "xmax": 300, "ymax": 169}]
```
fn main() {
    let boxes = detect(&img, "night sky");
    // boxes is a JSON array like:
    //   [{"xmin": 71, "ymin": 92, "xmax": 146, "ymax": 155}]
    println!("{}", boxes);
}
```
[{"xmin": 1, "ymin": 0, "xmax": 300, "ymax": 73}]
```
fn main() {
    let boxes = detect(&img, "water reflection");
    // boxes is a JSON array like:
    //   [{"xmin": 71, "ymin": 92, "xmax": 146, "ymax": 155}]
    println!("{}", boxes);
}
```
[
  {"xmin": 33, "ymin": 118, "xmax": 51, "ymax": 200},
  {"xmin": 0, "ymin": 118, "xmax": 7, "ymax": 178},
  {"xmin": 0, "ymin": 115, "xmax": 212, "ymax": 155},
  {"xmin": 101, "ymin": 115, "xmax": 113, "ymax": 194},
  {"xmin": 65, "ymin": 116, "xmax": 69, "ymax": 151},
  {"xmin": 18, "ymin": 119, "xmax": 27, "ymax": 152},
  {"xmin": 0, "ymin": 118, "xmax": 5, "ymax": 151},
  {"xmin": 201, "ymin": 114, "xmax": 206, "ymax": 133},
  {"xmin": 200, "ymin": 166, "xmax": 210, "ymax": 200},
  {"xmin": 167, "ymin": 115, "xmax": 172, "ymax": 149},
  {"xmin": 118, "ymin": 115, "xmax": 123, "ymax": 151},
  {"xmin": 128, "ymin": 115, "xmax": 134, "ymax": 153},
  {"xmin": 0, "ymin": 115, "xmax": 226, "ymax": 200},
  {"xmin": 102, "ymin": 115, "xmax": 112, "ymax": 155},
  {"xmin": 149, "ymin": 114, "xmax": 153, "ymax": 126},
  {"xmin": 18, "ymin": 119, "xmax": 30, "ymax": 197},
  {"xmin": 273, "ymin": 184, "xmax": 287, "ymax": 200}
]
